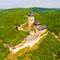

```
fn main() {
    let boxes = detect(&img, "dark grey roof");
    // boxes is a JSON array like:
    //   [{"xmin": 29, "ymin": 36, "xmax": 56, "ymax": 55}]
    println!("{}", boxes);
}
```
[
  {"xmin": 28, "ymin": 12, "xmax": 34, "ymax": 16},
  {"xmin": 33, "ymin": 20, "xmax": 40, "ymax": 25},
  {"xmin": 37, "ymin": 24, "xmax": 47, "ymax": 31},
  {"xmin": 25, "ymin": 34, "xmax": 39, "ymax": 41}
]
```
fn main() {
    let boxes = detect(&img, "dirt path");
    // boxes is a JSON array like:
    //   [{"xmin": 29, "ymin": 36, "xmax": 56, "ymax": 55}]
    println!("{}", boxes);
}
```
[
  {"xmin": 52, "ymin": 32, "xmax": 60, "ymax": 42},
  {"xmin": 4, "ymin": 53, "xmax": 17, "ymax": 60}
]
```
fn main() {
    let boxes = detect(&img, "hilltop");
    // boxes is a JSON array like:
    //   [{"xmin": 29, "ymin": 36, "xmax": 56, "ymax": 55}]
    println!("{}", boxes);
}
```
[{"xmin": 0, "ymin": 8, "xmax": 60, "ymax": 60}]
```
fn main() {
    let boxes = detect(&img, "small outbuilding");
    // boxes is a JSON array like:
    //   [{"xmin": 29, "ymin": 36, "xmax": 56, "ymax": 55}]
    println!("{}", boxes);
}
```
[{"xmin": 33, "ymin": 20, "xmax": 40, "ymax": 25}]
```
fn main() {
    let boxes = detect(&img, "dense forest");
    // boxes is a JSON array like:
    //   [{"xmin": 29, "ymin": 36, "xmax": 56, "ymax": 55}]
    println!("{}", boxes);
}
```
[{"xmin": 0, "ymin": 7, "xmax": 60, "ymax": 60}]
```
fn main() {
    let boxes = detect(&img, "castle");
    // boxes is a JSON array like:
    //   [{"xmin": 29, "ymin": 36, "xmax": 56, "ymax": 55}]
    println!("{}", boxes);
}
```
[{"xmin": 9, "ymin": 12, "xmax": 47, "ymax": 53}]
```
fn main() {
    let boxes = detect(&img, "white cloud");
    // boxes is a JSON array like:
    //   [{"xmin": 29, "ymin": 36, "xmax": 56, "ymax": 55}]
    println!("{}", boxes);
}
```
[{"xmin": 0, "ymin": 0, "xmax": 60, "ymax": 8}]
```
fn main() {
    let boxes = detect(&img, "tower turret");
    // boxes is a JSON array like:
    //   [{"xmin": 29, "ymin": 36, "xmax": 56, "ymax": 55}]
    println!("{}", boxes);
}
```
[{"xmin": 28, "ymin": 12, "xmax": 34, "ymax": 29}]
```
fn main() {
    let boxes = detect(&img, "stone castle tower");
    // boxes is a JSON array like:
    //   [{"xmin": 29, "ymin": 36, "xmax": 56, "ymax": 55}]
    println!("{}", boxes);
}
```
[{"xmin": 28, "ymin": 12, "xmax": 34, "ymax": 29}]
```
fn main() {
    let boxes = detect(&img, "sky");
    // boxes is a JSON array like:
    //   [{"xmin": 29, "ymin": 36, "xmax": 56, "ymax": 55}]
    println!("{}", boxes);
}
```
[{"xmin": 0, "ymin": 0, "xmax": 60, "ymax": 9}]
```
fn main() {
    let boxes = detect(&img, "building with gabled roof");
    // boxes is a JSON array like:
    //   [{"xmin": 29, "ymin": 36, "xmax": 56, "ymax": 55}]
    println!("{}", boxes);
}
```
[
  {"xmin": 33, "ymin": 20, "xmax": 40, "ymax": 25},
  {"xmin": 37, "ymin": 24, "xmax": 47, "ymax": 31}
]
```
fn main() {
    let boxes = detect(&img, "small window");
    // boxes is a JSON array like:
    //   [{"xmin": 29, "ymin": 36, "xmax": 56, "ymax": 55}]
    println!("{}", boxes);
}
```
[{"xmin": 31, "ymin": 19, "xmax": 33, "ymax": 21}]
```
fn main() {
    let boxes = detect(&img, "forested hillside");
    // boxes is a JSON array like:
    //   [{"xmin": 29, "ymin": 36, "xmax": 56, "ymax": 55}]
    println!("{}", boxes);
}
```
[
  {"xmin": 0, "ymin": 8, "xmax": 60, "ymax": 60},
  {"xmin": 0, "ymin": 9, "xmax": 5, "ymax": 12}
]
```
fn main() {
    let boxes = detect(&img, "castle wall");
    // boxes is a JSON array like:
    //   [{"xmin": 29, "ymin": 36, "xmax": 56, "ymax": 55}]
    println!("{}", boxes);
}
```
[
  {"xmin": 9, "ymin": 33, "xmax": 48, "ymax": 53},
  {"xmin": 36, "ymin": 29, "xmax": 47, "ymax": 35}
]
